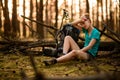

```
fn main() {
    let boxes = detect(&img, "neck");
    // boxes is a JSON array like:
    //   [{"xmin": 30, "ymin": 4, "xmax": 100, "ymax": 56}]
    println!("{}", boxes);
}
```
[{"xmin": 88, "ymin": 25, "xmax": 93, "ymax": 32}]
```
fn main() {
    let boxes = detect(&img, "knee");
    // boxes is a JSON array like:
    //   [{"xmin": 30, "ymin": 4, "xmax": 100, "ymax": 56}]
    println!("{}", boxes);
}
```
[
  {"xmin": 71, "ymin": 50, "xmax": 77, "ymax": 56},
  {"xmin": 64, "ymin": 36, "xmax": 72, "ymax": 40}
]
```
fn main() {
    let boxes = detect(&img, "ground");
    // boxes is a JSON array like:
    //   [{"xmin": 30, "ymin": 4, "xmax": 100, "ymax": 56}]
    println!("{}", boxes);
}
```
[{"xmin": 0, "ymin": 51, "xmax": 120, "ymax": 80}]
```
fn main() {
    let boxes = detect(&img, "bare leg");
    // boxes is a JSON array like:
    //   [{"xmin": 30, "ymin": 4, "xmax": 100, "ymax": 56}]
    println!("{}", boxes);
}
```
[
  {"xmin": 57, "ymin": 50, "xmax": 89, "ymax": 63},
  {"xmin": 43, "ymin": 49, "xmax": 89, "ymax": 66},
  {"xmin": 63, "ymin": 36, "xmax": 80, "ymax": 54},
  {"xmin": 43, "ymin": 36, "xmax": 89, "ymax": 66}
]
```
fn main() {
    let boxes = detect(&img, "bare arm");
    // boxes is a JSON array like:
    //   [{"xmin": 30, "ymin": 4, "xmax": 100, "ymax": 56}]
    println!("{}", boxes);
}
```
[
  {"xmin": 71, "ymin": 19, "xmax": 82, "ymax": 30},
  {"xmin": 81, "ymin": 39, "xmax": 97, "ymax": 52}
]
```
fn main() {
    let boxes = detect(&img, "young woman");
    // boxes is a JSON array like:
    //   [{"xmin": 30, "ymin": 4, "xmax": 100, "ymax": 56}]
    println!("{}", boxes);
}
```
[{"xmin": 43, "ymin": 13, "xmax": 100, "ymax": 66}]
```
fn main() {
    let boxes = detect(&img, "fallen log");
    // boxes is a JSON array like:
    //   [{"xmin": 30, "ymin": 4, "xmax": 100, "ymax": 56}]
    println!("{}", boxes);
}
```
[{"xmin": 0, "ymin": 40, "xmax": 116, "ymax": 52}]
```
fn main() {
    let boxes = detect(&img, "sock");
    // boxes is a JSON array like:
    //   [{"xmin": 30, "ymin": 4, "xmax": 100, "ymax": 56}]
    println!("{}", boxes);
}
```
[{"xmin": 63, "ymin": 52, "xmax": 67, "ymax": 55}]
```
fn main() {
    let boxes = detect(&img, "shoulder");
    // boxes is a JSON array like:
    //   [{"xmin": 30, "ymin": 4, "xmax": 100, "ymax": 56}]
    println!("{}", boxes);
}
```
[{"xmin": 93, "ymin": 28, "xmax": 100, "ymax": 35}]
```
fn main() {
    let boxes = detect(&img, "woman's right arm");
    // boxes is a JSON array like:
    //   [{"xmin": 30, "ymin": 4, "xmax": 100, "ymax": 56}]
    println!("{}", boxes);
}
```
[{"xmin": 71, "ymin": 19, "xmax": 82, "ymax": 30}]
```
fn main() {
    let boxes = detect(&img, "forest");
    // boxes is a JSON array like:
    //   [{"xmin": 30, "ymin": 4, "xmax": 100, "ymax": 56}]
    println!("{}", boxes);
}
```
[
  {"xmin": 0, "ymin": 0, "xmax": 120, "ymax": 80},
  {"xmin": 0, "ymin": 0, "xmax": 119, "ymax": 40}
]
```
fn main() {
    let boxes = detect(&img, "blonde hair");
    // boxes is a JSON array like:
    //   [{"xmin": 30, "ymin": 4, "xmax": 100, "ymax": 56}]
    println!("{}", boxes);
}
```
[
  {"xmin": 78, "ymin": 13, "xmax": 91, "ymax": 24},
  {"xmin": 84, "ymin": 13, "xmax": 91, "ymax": 22}
]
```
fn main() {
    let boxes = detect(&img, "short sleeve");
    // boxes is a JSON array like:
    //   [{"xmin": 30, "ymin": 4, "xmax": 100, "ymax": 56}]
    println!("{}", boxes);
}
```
[{"xmin": 92, "ymin": 29, "xmax": 100, "ymax": 40}]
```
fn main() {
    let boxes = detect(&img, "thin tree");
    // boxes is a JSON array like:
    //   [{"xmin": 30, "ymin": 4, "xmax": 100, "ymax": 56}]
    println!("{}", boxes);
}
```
[
  {"xmin": 49, "ymin": 0, "xmax": 53, "ymax": 25},
  {"xmin": 92, "ymin": 4, "xmax": 95, "ymax": 26},
  {"xmin": 71, "ymin": 0, "xmax": 74, "ymax": 21},
  {"xmin": 29, "ymin": 0, "xmax": 33, "ymax": 37},
  {"xmin": 100, "ymin": 0, "xmax": 104, "ymax": 22},
  {"xmin": 45, "ymin": 0, "xmax": 48, "ymax": 38},
  {"xmin": 55, "ymin": 0, "xmax": 58, "ymax": 28},
  {"xmin": 115, "ymin": 1, "xmax": 119, "ymax": 34},
  {"xmin": 99, "ymin": 0, "xmax": 103, "ymax": 29},
  {"xmin": 36, "ymin": 0, "xmax": 38, "ymax": 36},
  {"xmin": 0, "ymin": 1, "xmax": 2, "ymax": 29},
  {"xmin": 12, "ymin": 0, "xmax": 19, "ymax": 38},
  {"xmin": 96, "ymin": 0, "xmax": 100, "ymax": 28},
  {"xmin": 23, "ymin": 0, "xmax": 26, "ymax": 37},
  {"xmin": 79, "ymin": 0, "xmax": 81, "ymax": 17},
  {"xmin": 114, "ymin": 1, "xmax": 119, "ymax": 34},
  {"xmin": 36, "ymin": 0, "xmax": 44, "ymax": 39},
  {"xmin": 109, "ymin": 0, "xmax": 114, "ymax": 31},
  {"xmin": 105, "ymin": 0, "xmax": 108, "ymax": 25},
  {"xmin": 0, "ymin": 0, "xmax": 11, "ymax": 37},
  {"xmin": 45, "ymin": 0, "xmax": 48, "ymax": 24},
  {"xmin": 64, "ymin": 0, "xmax": 68, "ymax": 9},
  {"xmin": 86, "ymin": 0, "xmax": 89, "ymax": 13}
]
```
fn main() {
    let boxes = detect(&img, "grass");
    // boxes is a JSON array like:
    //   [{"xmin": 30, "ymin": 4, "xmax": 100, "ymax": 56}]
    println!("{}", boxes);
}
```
[{"xmin": 0, "ymin": 51, "xmax": 120, "ymax": 79}]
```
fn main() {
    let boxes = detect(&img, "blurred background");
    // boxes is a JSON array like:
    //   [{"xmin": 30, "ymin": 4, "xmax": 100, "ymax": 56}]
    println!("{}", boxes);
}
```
[{"xmin": 0, "ymin": 0, "xmax": 119, "ymax": 41}]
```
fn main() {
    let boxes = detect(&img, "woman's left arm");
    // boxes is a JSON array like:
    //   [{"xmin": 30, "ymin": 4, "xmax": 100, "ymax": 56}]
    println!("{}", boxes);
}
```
[{"xmin": 81, "ymin": 39, "xmax": 96, "ymax": 52}]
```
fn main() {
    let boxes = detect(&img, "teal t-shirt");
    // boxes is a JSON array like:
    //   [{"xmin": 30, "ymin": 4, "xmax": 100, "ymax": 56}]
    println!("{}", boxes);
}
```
[{"xmin": 82, "ymin": 28, "xmax": 100, "ymax": 57}]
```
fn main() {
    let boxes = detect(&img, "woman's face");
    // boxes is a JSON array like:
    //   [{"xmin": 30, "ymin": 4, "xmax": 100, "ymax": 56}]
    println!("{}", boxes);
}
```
[{"xmin": 80, "ymin": 16, "xmax": 91, "ymax": 30}]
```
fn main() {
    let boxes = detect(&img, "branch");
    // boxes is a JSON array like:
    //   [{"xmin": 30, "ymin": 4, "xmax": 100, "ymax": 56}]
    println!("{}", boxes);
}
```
[
  {"xmin": 23, "ymin": 22, "xmax": 39, "ymax": 37},
  {"xmin": 21, "ymin": 15, "xmax": 58, "ymax": 31},
  {"xmin": 103, "ymin": 23, "xmax": 120, "ymax": 40}
]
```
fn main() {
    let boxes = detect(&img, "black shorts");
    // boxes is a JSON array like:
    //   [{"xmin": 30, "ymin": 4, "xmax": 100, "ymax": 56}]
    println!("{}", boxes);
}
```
[{"xmin": 87, "ymin": 51, "xmax": 95, "ymax": 60}]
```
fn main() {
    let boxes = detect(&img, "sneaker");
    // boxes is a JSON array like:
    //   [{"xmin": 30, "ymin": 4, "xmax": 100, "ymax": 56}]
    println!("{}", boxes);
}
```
[{"xmin": 43, "ymin": 59, "xmax": 57, "ymax": 66}]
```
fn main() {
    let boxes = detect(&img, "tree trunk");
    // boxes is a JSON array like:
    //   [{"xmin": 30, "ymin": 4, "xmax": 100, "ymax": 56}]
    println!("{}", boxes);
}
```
[
  {"xmin": 109, "ymin": 0, "xmax": 114, "ymax": 31},
  {"xmin": 45, "ymin": 0, "xmax": 48, "ymax": 38},
  {"xmin": 71, "ymin": 0, "xmax": 73, "ymax": 21},
  {"xmin": 36, "ymin": 0, "xmax": 38, "ymax": 38},
  {"xmin": 12, "ymin": 0, "xmax": 19, "ymax": 38},
  {"xmin": 29, "ymin": 0, "xmax": 33, "ymax": 37},
  {"xmin": 23, "ymin": 0, "xmax": 26, "ymax": 37},
  {"xmin": 79, "ymin": 0, "xmax": 81, "ymax": 17},
  {"xmin": 55, "ymin": 0, "xmax": 58, "ymax": 28},
  {"xmin": 0, "ymin": 1, "xmax": 2, "ymax": 29},
  {"xmin": 49, "ymin": 0, "xmax": 53, "ymax": 25},
  {"xmin": 98, "ymin": 0, "xmax": 103, "ymax": 29},
  {"xmin": 101, "ymin": 0, "xmax": 104, "ymax": 22},
  {"xmin": 64, "ymin": 0, "xmax": 68, "ymax": 9},
  {"xmin": 36, "ymin": 0, "xmax": 44, "ymax": 39},
  {"xmin": 92, "ymin": 6, "xmax": 95, "ymax": 26},
  {"xmin": 96, "ymin": 0, "xmax": 100, "ymax": 28},
  {"xmin": 105, "ymin": 0, "xmax": 108, "ymax": 24},
  {"xmin": 86, "ymin": 0, "xmax": 89, "ymax": 13},
  {"xmin": 1, "ymin": 0, "xmax": 11, "ymax": 37},
  {"xmin": 119, "ymin": 1, "xmax": 120, "ymax": 34}
]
